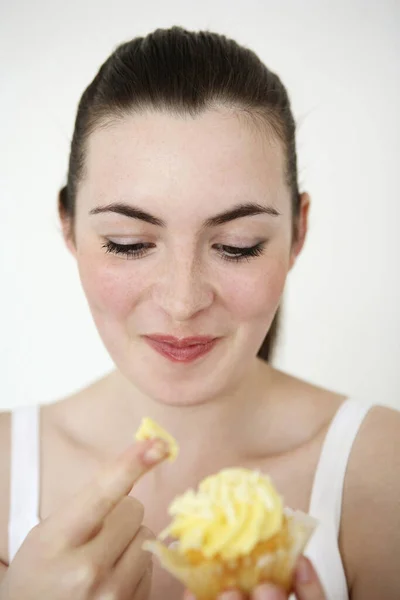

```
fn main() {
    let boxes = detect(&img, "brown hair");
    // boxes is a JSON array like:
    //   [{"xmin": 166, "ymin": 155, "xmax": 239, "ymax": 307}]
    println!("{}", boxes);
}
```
[{"xmin": 59, "ymin": 26, "xmax": 301, "ymax": 361}]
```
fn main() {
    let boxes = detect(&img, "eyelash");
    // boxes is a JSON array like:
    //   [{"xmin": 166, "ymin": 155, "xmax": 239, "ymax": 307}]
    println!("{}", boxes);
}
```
[
  {"xmin": 102, "ymin": 240, "xmax": 266, "ymax": 262},
  {"xmin": 213, "ymin": 243, "xmax": 265, "ymax": 262},
  {"xmin": 102, "ymin": 241, "xmax": 153, "ymax": 260}
]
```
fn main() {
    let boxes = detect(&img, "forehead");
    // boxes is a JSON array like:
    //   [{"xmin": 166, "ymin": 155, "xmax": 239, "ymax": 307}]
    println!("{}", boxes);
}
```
[{"xmin": 80, "ymin": 108, "xmax": 288, "ymax": 212}]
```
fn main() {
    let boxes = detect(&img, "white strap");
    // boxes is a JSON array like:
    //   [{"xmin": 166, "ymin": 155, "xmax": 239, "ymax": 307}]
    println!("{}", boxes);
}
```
[
  {"xmin": 8, "ymin": 405, "xmax": 40, "ymax": 562},
  {"xmin": 309, "ymin": 398, "xmax": 373, "ymax": 534}
]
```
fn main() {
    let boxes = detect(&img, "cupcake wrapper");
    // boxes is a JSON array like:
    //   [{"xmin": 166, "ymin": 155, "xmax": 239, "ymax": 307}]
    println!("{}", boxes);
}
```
[{"xmin": 144, "ymin": 508, "xmax": 318, "ymax": 599}]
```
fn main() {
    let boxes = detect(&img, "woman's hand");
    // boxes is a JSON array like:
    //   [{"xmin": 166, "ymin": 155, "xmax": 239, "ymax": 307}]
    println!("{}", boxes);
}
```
[
  {"xmin": 0, "ymin": 438, "xmax": 169, "ymax": 600},
  {"xmin": 184, "ymin": 555, "xmax": 326, "ymax": 600}
]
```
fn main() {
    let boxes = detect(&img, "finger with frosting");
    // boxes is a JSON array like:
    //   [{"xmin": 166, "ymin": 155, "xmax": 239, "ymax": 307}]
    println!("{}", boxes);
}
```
[{"xmin": 135, "ymin": 417, "xmax": 179, "ymax": 463}]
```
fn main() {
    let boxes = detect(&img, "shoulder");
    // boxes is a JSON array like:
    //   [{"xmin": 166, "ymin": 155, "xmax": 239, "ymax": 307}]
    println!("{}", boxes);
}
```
[
  {"xmin": 262, "ymin": 367, "xmax": 347, "ymax": 442},
  {"xmin": 0, "ymin": 411, "xmax": 11, "ymax": 565},
  {"xmin": 341, "ymin": 404, "xmax": 400, "ymax": 599}
]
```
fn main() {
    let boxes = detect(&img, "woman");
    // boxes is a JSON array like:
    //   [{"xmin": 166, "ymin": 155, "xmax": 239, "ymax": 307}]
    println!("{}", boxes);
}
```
[{"xmin": 0, "ymin": 26, "xmax": 399, "ymax": 600}]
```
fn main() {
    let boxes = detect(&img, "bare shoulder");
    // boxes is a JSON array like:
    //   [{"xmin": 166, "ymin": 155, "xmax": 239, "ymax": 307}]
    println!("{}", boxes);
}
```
[
  {"xmin": 341, "ymin": 404, "xmax": 400, "ymax": 599},
  {"xmin": 0, "ymin": 411, "xmax": 11, "ymax": 565},
  {"xmin": 266, "ymin": 367, "xmax": 347, "ymax": 436}
]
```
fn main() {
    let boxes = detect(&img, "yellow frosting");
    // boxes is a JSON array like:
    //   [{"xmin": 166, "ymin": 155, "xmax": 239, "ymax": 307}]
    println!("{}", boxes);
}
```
[
  {"xmin": 159, "ymin": 468, "xmax": 283, "ymax": 560},
  {"xmin": 135, "ymin": 417, "xmax": 179, "ymax": 462}
]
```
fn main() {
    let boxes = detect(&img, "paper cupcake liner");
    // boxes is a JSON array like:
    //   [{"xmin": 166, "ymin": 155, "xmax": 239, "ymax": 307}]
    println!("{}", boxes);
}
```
[{"xmin": 144, "ymin": 508, "xmax": 318, "ymax": 599}]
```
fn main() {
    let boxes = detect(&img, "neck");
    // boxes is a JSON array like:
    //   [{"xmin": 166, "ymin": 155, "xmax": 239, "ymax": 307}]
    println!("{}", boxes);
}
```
[{"xmin": 102, "ymin": 358, "xmax": 272, "ymax": 457}]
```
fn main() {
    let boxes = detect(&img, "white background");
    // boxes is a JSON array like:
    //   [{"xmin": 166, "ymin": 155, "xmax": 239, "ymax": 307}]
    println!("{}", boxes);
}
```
[{"xmin": 1, "ymin": 0, "xmax": 399, "ymax": 411}]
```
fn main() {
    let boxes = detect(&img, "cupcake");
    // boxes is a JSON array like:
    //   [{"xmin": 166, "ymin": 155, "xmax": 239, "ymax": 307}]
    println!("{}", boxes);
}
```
[{"xmin": 144, "ymin": 468, "xmax": 317, "ymax": 599}]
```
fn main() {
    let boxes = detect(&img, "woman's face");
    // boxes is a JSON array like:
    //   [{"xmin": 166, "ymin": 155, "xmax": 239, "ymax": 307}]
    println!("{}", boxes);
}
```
[{"xmin": 68, "ymin": 108, "xmax": 307, "ymax": 405}]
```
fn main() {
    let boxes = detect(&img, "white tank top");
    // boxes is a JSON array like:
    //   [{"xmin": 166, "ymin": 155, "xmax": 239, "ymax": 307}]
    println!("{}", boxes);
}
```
[{"xmin": 7, "ymin": 399, "xmax": 374, "ymax": 599}]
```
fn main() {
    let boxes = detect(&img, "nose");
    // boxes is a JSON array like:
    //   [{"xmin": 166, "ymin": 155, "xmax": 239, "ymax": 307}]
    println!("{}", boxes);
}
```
[{"xmin": 153, "ymin": 253, "xmax": 214, "ymax": 322}]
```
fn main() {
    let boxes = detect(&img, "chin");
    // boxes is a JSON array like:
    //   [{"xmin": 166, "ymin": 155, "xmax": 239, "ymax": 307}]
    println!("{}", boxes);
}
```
[
  {"xmin": 129, "ymin": 365, "xmax": 235, "ymax": 407},
  {"xmin": 120, "ymin": 344, "xmax": 252, "ymax": 407},
  {"xmin": 151, "ymin": 388, "xmax": 220, "ymax": 407},
  {"xmin": 107, "ymin": 327, "xmax": 264, "ymax": 406}
]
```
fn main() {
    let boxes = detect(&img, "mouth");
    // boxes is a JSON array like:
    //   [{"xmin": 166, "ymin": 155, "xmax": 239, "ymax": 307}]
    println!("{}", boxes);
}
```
[{"xmin": 143, "ymin": 334, "xmax": 220, "ymax": 364}]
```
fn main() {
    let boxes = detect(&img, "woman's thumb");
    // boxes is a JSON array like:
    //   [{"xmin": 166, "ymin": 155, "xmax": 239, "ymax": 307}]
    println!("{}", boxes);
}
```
[{"xmin": 294, "ymin": 556, "xmax": 327, "ymax": 599}]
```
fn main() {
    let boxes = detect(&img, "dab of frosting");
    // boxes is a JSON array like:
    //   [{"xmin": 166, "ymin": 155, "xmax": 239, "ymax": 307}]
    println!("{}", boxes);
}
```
[
  {"xmin": 159, "ymin": 468, "xmax": 283, "ymax": 559},
  {"xmin": 135, "ymin": 417, "xmax": 179, "ymax": 462}
]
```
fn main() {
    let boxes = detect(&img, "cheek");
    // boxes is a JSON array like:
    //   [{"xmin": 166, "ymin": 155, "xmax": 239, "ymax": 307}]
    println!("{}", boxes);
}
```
[
  {"xmin": 220, "ymin": 257, "xmax": 288, "ymax": 321},
  {"xmin": 77, "ymin": 254, "xmax": 143, "ymax": 319}
]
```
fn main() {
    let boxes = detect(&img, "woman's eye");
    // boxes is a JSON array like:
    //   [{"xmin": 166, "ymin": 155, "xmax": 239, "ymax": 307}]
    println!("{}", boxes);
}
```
[
  {"xmin": 102, "ymin": 240, "xmax": 155, "ymax": 259},
  {"xmin": 213, "ymin": 242, "xmax": 266, "ymax": 262},
  {"xmin": 102, "ymin": 240, "xmax": 266, "ymax": 262}
]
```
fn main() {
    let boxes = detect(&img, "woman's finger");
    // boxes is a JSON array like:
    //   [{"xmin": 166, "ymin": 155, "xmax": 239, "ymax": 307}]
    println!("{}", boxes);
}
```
[
  {"xmin": 251, "ymin": 582, "xmax": 287, "ymax": 599},
  {"xmin": 44, "ymin": 438, "xmax": 169, "ymax": 548},
  {"xmin": 184, "ymin": 590, "xmax": 244, "ymax": 600},
  {"xmin": 133, "ymin": 564, "xmax": 153, "ymax": 600},
  {"xmin": 217, "ymin": 591, "xmax": 243, "ymax": 600},
  {"xmin": 79, "ymin": 496, "xmax": 144, "ymax": 570},
  {"xmin": 96, "ymin": 525, "xmax": 154, "ymax": 597},
  {"xmin": 294, "ymin": 556, "xmax": 326, "ymax": 600}
]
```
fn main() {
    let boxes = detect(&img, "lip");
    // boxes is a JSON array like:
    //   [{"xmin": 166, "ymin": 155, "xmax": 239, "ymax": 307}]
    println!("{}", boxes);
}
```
[
  {"xmin": 146, "ymin": 334, "xmax": 217, "ymax": 347},
  {"xmin": 144, "ymin": 334, "xmax": 219, "ymax": 363}
]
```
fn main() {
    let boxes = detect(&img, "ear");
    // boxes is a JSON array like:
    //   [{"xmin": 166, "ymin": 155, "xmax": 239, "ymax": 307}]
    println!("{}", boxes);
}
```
[
  {"xmin": 58, "ymin": 192, "xmax": 77, "ymax": 258},
  {"xmin": 289, "ymin": 191, "xmax": 310, "ymax": 270}
]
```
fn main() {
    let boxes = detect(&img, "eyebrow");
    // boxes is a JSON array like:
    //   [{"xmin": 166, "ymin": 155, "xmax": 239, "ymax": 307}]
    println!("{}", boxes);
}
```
[
  {"xmin": 89, "ymin": 201, "xmax": 280, "ymax": 227},
  {"xmin": 203, "ymin": 203, "xmax": 280, "ymax": 227},
  {"xmin": 90, "ymin": 203, "xmax": 165, "ymax": 226}
]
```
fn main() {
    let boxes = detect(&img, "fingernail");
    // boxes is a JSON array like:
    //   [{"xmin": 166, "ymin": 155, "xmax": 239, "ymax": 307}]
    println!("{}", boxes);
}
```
[
  {"xmin": 253, "ymin": 582, "xmax": 285, "ymax": 599},
  {"xmin": 296, "ymin": 555, "xmax": 313, "ymax": 583},
  {"xmin": 142, "ymin": 439, "xmax": 169, "ymax": 464}
]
